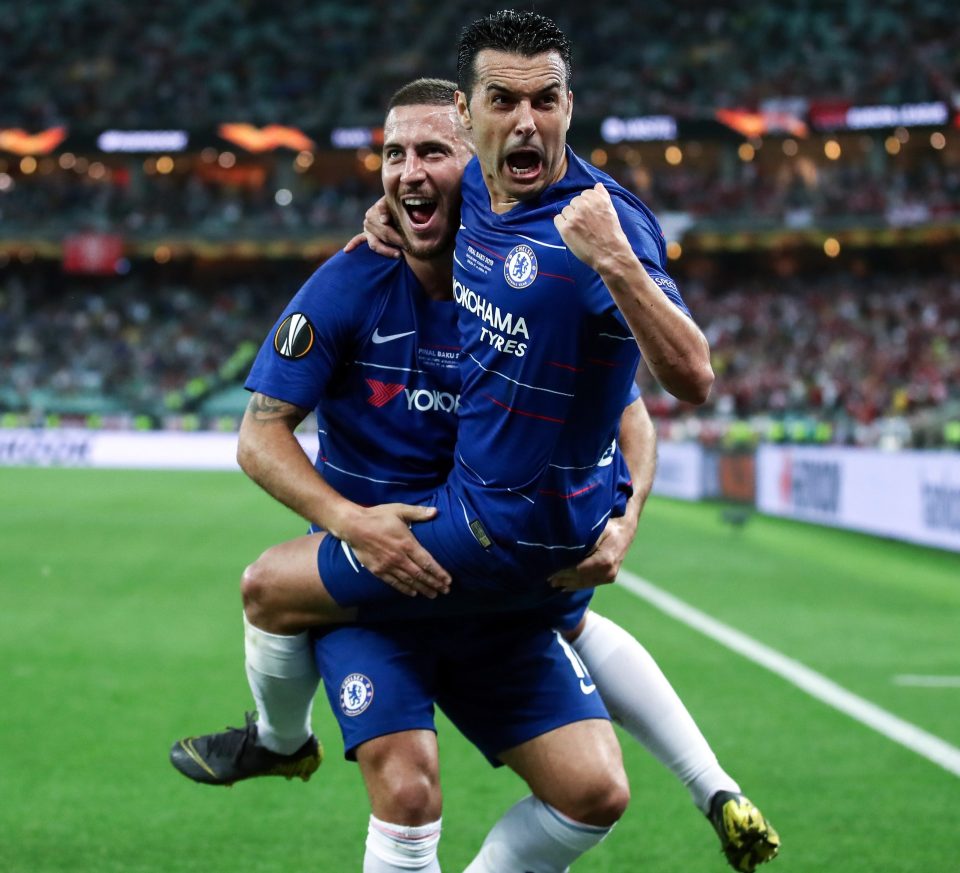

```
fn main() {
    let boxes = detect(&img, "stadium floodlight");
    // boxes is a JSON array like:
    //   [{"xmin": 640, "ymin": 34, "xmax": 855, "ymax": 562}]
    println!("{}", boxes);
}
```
[
  {"xmin": 600, "ymin": 115, "xmax": 678, "ymax": 144},
  {"xmin": 97, "ymin": 130, "xmax": 190, "ymax": 153}
]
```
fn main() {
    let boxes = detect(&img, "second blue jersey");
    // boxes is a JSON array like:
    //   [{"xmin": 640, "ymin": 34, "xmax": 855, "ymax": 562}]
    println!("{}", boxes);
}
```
[{"xmin": 246, "ymin": 246, "xmax": 460, "ymax": 508}]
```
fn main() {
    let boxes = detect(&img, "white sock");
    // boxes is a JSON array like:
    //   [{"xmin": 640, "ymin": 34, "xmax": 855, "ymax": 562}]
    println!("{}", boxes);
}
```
[
  {"xmin": 464, "ymin": 796, "xmax": 612, "ymax": 873},
  {"xmin": 364, "ymin": 815, "xmax": 442, "ymax": 872},
  {"xmin": 243, "ymin": 613, "xmax": 319, "ymax": 755},
  {"xmin": 572, "ymin": 611, "xmax": 740, "ymax": 812}
]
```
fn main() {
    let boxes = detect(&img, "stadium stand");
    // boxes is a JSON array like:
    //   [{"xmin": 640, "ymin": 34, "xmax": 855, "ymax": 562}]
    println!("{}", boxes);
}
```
[
  {"xmin": 3, "ymin": 0, "xmax": 957, "ymax": 126},
  {"xmin": 1, "ymin": 0, "xmax": 958, "ymax": 448},
  {"xmin": 3, "ymin": 258, "xmax": 957, "ymax": 448},
  {"xmin": 3, "ymin": 139, "xmax": 958, "ymax": 236}
]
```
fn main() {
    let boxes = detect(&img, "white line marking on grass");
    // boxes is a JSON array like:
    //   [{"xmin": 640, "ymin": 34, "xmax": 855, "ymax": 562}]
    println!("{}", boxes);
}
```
[
  {"xmin": 617, "ymin": 570, "xmax": 960, "ymax": 779},
  {"xmin": 893, "ymin": 675, "xmax": 960, "ymax": 688}
]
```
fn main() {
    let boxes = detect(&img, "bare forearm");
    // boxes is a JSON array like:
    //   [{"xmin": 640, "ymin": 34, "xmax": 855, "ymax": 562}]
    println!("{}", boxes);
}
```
[
  {"xmin": 600, "ymin": 250, "xmax": 714, "ymax": 404},
  {"xmin": 553, "ymin": 184, "xmax": 713, "ymax": 405},
  {"xmin": 618, "ymin": 395, "xmax": 657, "ymax": 524},
  {"xmin": 237, "ymin": 395, "xmax": 358, "ymax": 537},
  {"xmin": 238, "ymin": 393, "xmax": 449, "ymax": 594}
]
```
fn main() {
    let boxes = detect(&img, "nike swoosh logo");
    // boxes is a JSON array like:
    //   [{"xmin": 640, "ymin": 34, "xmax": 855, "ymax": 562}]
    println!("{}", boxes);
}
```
[
  {"xmin": 580, "ymin": 680, "xmax": 597, "ymax": 695},
  {"xmin": 371, "ymin": 328, "xmax": 416, "ymax": 344},
  {"xmin": 180, "ymin": 738, "xmax": 219, "ymax": 778}
]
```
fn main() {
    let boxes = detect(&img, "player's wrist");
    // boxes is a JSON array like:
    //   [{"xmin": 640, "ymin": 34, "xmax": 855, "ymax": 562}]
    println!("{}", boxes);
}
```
[
  {"xmin": 620, "ymin": 498, "xmax": 642, "ymax": 532},
  {"xmin": 593, "ymin": 241, "xmax": 639, "ymax": 286},
  {"xmin": 324, "ymin": 501, "xmax": 365, "ymax": 542}
]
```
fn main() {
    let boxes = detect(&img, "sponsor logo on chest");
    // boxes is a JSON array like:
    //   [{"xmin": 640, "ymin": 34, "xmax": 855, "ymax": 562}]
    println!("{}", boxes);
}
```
[
  {"xmin": 452, "ymin": 277, "xmax": 530, "ymax": 358},
  {"xmin": 364, "ymin": 379, "xmax": 459, "ymax": 414}
]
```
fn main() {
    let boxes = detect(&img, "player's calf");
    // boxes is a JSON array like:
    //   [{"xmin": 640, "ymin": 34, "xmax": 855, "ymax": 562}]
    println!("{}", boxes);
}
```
[{"xmin": 365, "ymin": 815, "xmax": 442, "ymax": 873}]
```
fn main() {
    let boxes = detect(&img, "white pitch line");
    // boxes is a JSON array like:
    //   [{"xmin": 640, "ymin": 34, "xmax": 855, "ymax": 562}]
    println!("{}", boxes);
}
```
[
  {"xmin": 617, "ymin": 570, "xmax": 960, "ymax": 778},
  {"xmin": 894, "ymin": 675, "xmax": 960, "ymax": 688}
]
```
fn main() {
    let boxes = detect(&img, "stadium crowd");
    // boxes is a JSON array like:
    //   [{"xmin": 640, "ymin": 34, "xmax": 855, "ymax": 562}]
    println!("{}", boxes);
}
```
[
  {"xmin": 2, "ymin": 0, "xmax": 957, "ymax": 448},
  {"xmin": 4, "ymin": 141, "xmax": 958, "ymax": 238},
  {"xmin": 611, "ymin": 146, "xmax": 959, "ymax": 228},
  {"xmin": 4, "ymin": 0, "xmax": 957, "ymax": 129},
  {"xmin": 3, "ymin": 262, "xmax": 957, "ymax": 446},
  {"xmin": 640, "ymin": 270, "xmax": 960, "ymax": 429},
  {"xmin": 0, "ymin": 163, "xmax": 378, "ymax": 239},
  {"xmin": 0, "ymin": 266, "xmax": 294, "ymax": 417}
]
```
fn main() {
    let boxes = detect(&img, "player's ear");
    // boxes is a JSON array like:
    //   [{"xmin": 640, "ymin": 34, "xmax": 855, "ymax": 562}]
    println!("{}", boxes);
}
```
[
  {"xmin": 455, "ymin": 90, "xmax": 472, "ymax": 130},
  {"xmin": 565, "ymin": 91, "xmax": 573, "ymax": 131}
]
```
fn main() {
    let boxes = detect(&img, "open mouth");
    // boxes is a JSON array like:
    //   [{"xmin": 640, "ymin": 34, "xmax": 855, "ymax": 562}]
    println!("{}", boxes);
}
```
[
  {"xmin": 402, "ymin": 197, "xmax": 438, "ymax": 229},
  {"xmin": 505, "ymin": 148, "xmax": 543, "ymax": 182}
]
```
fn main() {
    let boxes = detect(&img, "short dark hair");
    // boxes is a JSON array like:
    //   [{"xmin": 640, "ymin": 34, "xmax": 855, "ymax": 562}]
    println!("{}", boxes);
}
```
[
  {"xmin": 457, "ymin": 9, "xmax": 572, "ymax": 99},
  {"xmin": 387, "ymin": 78, "xmax": 458, "ymax": 113}
]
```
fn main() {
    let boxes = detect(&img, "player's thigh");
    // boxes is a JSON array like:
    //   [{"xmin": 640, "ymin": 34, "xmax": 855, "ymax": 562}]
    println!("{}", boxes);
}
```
[
  {"xmin": 242, "ymin": 532, "xmax": 355, "ymax": 628},
  {"xmin": 316, "ymin": 624, "xmax": 439, "ymax": 752},
  {"xmin": 500, "ymin": 719, "xmax": 629, "ymax": 826},
  {"xmin": 356, "ymin": 730, "xmax": 442, "ymax": 825},
  {"xmin": 437, "ymin": 621, "xmax": 608, "ymax": 763}
]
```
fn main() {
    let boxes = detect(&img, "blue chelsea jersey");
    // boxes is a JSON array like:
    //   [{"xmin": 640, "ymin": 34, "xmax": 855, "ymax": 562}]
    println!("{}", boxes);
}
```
[
  {"xmin": 449, "ymin": 147, "xmax": 690, "ymax": 558},
  {"xmin": 246, "ymin": 245, "xmax": 460, "ymax": 508}
]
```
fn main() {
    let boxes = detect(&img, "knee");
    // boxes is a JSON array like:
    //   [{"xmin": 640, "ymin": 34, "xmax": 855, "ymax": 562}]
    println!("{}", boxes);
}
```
[
  {"xmin": 241, "ymin": 552, "xmax": 276, "ymax": 626},
  {"xmin": 381, "ymin": 769, "xmax": 442, "ymax": 825},
  {"xmin": 565, "ymin": 769, "xmax": 630, "ymax": 828},
  {"xmin": 363, "ymin": 743, "xmax": 442, "ymax": 825},
  {"xmin": 596, "ymin": 770, "xmax": 631, "ymax": 826}
]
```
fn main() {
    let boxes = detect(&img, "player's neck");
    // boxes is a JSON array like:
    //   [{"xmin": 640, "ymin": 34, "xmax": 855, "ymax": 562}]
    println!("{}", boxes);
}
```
[{"xmin": 404, "ymin": 249, "xmax": 454, "ymax": 300}]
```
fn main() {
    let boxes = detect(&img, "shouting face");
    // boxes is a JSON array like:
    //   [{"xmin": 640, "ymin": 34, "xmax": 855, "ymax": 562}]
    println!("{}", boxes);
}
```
[
  {"xmin": 381, "ymin": 103, "xmax": 473, "ymax": 259},
  {"xmin": 456, "ymin": 49, "xmax": 572, "ymax": 213}
]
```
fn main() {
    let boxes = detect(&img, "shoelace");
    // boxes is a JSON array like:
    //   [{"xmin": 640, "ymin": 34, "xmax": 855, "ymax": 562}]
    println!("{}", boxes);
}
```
[{"xmin": 204, "ymin": 713, "xmax": 257, "ymax": 763}]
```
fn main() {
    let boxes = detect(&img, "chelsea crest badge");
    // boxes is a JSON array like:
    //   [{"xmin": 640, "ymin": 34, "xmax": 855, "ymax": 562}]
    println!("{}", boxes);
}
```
[
  {"xmin": 504, "ymin": 244, "xmax": 538, "ymax": 289},
  {"xmin": 340, "ymin": 673, "xmax": 374, "ymax": 717}
]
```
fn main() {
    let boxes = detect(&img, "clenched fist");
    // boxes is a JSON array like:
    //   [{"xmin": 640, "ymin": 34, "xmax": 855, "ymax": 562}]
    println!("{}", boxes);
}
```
[{"xmin": 553, "ymin": 182, "xmax": 632, "ymax": 273}]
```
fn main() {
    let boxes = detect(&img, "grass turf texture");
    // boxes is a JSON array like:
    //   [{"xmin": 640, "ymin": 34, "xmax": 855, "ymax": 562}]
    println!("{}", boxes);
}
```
[{"xmin": 2, "ymin": 467, "xmax": 958, "ymax": 872}]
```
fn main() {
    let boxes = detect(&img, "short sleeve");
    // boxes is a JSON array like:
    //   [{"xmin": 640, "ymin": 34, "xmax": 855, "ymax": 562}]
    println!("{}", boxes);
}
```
[
  {"xmin": 245, "ymin": 258, "xmax": 372, "ymax": 410},
  {"xmin": 610, "ymin": 195, "xmax": 690, "ymax": 318}
]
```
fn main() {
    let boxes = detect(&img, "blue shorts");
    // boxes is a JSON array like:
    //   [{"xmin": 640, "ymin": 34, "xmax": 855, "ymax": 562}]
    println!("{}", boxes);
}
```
[
  {"xmin": 318, "ymin": 484, "xmax": 600, "ymax": 622},
  {"xmin": 539, "ymin": 589, "xmax": 593, "ymax": 632},
  {"xmin": 313, "ymin": 613, "xmax": 609, "ymax": 765}
]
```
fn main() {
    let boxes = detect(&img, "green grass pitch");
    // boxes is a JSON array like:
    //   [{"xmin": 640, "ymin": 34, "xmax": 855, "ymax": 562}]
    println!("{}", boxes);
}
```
[{"xmin": 2, "ymin": 467, "xmax": 959, "ymax": 872}]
